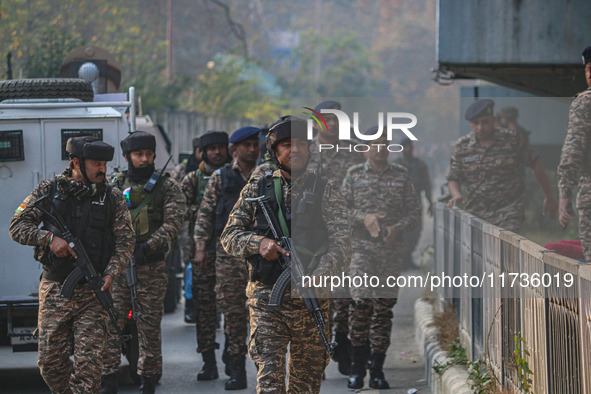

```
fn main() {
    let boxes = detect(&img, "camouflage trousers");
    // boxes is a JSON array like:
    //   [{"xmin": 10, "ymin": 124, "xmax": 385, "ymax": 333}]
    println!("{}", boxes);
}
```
[
  {"xmin": 215, "ymin": 241, "xmax": 248, "ymax": 357},
  {"xmin": 331, "ymin": 298, "xmax": 351, "ymax": 335},
  {"xmin": 103, "ymin": 259, "xmax": 168, "ymax": 378},
  {"xmin": 247, "ymin": 296, "xmax": 331, "ymax": 393},
  {"xmin": 179, "ymin": 220, "xmax": 194, "ymax": 265},
  {"xmin": 348, "ymin": 244, "xmax": 401, "ymax": 352},
  {"xmin": 349, "ymin": 298, "xmax": 397, "ymax": 352},
  {"xmin": 579, "ymin": 207, "xmax": 591, "ymax": 261},
  {"xmin": 192, "ymin": 251, "xmax": 219, "ymax": 353},
  {"xmin": 38, "ymin": 278, "xmax": 108, "ymax": 394}
]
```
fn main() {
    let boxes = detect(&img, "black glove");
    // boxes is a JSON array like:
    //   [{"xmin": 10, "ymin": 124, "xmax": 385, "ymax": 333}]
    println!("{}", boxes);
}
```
[{"xmin": 134, "ymin": 242, "xmax": 150, "ymax": 265}]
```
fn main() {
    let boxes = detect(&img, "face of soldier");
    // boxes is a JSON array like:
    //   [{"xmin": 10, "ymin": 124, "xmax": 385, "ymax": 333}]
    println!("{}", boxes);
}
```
[
  {"xmin": 316, "ymin": 113, "xmax": 339, "ymax": 142},
  {"xmin": 469, "ymin": 115, "xmax": 495, "ymax": 141},
  {"xmin": 234, "ymin": 139, "xmax": 259, "ymax": 165},
  {"xmin": 364, "ymin": 136, "xmax": 389, "ymax": 165},
  {"xmin": 127, "ymin": 149, "xmax": 155, "ymax": 168},
  {"xmin": 586, "ymin": 64, "xmax": 591, "ymax": 88},
  {"xmin": 205, "ymin": 143, "xmax": 229, "ymax": 167},
  {"xmin": 73, "ymin": 158, "xmax": 107, "ymax": 184},
  {"xmin": 275, "ymin": 137, "xmax": 309, "ymax": 173}
]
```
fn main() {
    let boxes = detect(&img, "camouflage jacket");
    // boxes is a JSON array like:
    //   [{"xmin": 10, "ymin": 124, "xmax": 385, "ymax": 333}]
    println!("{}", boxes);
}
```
[
  {"xmin": 111, "ymin": 172, "xmax": 185, "ymax": 252},
  {"xmin": 341, "ymin": 162, "xmax": 420, "ymax": 249},
  {"xmin": 308, "ymin": 137, "xmax": 365, "ymax": 185},
  {"xmin": 446, "ymin": 128, "xmax": 538, "ymax": 222},
  {"xmin": 171, "ymin": 155, "xmax": 201, "ymax": 184},
  {"xmin": 9, "ymin": 175, "xmax": 135, "ymax": 278},
  {"xmin": 193, "ymin": 161, "xmax": 253, "ymax": 251},
  {"xmin": 558, "ymin": 88, "xmax": 591, "ymax": 207},
  {"xmin": 220, "ymin": 169, "xmax": 352, "ymax": 298},
  {"xmin": 181, "ymin": 161, "xmax": 218, "ymax": 230}
]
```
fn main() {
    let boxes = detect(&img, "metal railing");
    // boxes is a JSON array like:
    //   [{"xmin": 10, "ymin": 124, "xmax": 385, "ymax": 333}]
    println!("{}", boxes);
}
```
[{"xmin": 433, "ymin": 203, "xmax": 591, "ymax": 393}]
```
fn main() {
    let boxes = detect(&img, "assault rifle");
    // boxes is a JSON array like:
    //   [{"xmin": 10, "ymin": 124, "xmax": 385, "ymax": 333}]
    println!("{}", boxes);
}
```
[
  {"xmin": 33, "ymin": 196, "xmax": 131, "ymax": 344},
  {"xmin": 245, "ymin": 196, "xmax": 334, "ymax": 356},
  {"xmin": 126, "ymin": 255, "xmax": 140, "ymax": 320}
]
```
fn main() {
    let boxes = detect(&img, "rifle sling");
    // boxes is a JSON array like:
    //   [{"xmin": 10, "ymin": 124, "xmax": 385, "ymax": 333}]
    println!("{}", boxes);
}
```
[{"xmin": 273, "ymin": 177, "xmax": 290, "ymax": 237}]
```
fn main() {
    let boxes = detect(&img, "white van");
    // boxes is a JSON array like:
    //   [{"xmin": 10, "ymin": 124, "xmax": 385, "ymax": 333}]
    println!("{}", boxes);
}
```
[{"xmin": 0, "ymin": 79, "xmax": 137, "ymax": 351}]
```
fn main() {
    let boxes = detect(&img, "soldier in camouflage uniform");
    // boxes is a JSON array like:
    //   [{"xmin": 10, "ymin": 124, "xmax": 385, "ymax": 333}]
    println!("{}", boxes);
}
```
[
  {"xmin": 171, "ymin": 137, "xmax": 200, "ymax": 322},
  {"xmin": 194, "ymin": 126, "xmax": 261, "ymax": 390},
  {"xmin": 101, "ymin": 132, "xmax": 185, "ymax": 394},
  {"xmin": 171, "ymin": 137, "xmax": 201, "ymax": 183},
  {"xmin": 307, "ymin": 101, "xmax": 364, "ymax": 375},
  {"xmin": 221, "ymin": 117, "xmax": 351, "ymax": 393},
  {"xmin": 447, "ymin": 99, "xmax": 557, "ymax": 232},
  {"xmin": 341, "ymin": 129, "xmax": 420, "ymax": 389},
  {"xmin": 558, "ymin": 47, "xmax": 591, "ymax": 260},
  {"xmin": 180, "ymin": 131, "xmax": 229, "ymax": 381},
  {"xmin": 180, "ymin": 133, "xmax": 228, "ymax": 325},
  {"xmin": 394, "ymin": 137, "xmax": 432, "ymax": 270},
  {"xmin": 9, "ymin": 137, "xmax": 135, "ymax": 394}
]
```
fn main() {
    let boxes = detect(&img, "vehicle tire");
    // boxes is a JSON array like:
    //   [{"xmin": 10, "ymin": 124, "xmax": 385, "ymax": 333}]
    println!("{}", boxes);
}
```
[{"xmin": 0, "ymin": 78, "xmax": 94, "ymax": 102}]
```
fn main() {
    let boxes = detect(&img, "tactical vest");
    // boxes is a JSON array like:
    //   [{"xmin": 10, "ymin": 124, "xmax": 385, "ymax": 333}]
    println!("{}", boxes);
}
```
[
  {"xmin": 113, "ymin": 172, "xmax": 168, "ymax": 247},
  {"xmin": 214, "ymin": 164, "xmax": 248, "ymax": 236},
  {"xmin": 248, "ymin": 172, "xmax": 329, "ymax": 285},
  {"xmin": 38, "ymin": 180, "xmax": 115, "ymax": 283}
]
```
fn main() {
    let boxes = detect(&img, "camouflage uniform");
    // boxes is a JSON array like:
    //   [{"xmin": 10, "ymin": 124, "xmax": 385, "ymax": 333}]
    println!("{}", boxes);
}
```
[
  {"xmin": 9, "ymin": 171, "xmax": 134, "ymax": 394},
  {"xmin": 394, "ymin": 155, "xmax": 432, "ymax": 268},
  {"xmin": 172, "ymin": 154, "xmax": 201, "ymax": 265},
  {"xmin": 558, "ymin": 88, "xmax": 591, "ymax": 260},
  {"xmin": 308, "ymin": 137, "xmax": 364, "ymax": 365},
  {"xmin": 446, "ymin": 128, "xmax": 539, "ymax": 232},
  {"xmin": 221, "ymin": 169, "xmax": 351, "ymax": 393},
  {"xmin": 102, "ymin": 174, "xmax": 185, "ymax": 380},
  {"xmin": 341, "ymin": 162, "xmax": 420, "ymax": 349},
  {"xmin": 194, "ymin": 161, "xmax": 252, "ymax": 360},
  {"xmin": 180, "ymin": 161, "xmax": 219, "ymax": 353},
  {"xmin": 251, "ymin": 154, "xmax": 279, "ymax": 181},
  {"xmin": 171, "ymin": 155, "xmax": 201, "ymax": 184}
]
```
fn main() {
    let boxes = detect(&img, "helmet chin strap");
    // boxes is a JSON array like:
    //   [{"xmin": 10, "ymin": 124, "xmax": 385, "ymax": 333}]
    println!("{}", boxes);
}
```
[{"xmin": 77, "ymin": 157, "xmax": 92, "ymax": 184}]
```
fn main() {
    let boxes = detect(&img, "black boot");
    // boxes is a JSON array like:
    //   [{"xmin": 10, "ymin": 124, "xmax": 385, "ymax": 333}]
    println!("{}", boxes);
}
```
[
  {"xmin": 184, "ymin": 298, "xmax": 196, "ymax": 323},
  {"xmin": 347, "ymin": 345, "xmax": 368, "ymax": 389},
  {"xmin": 368, "ymin": 353, "xmax": 390, "ymax": 389},
  {"xmin": 99, "ymin": 373, "xmax": 118, "ymax": 394},
  {"xmin": 222, "ymin": 338, "xmax": 230, "ymax": 376},
  {"xmin": 333, "ymin": 331, "xmax": 351, "ymax": 375},
  {"xmin": 197, "ymin": 350, "xmax": 219, "ymax": 381},
  {"xmin": 139, "ymin": 375, "xmax": 156, "ymax": 394},
  {"xmin": 224, "ymin": 355, "xmax": 247, "ymax": 390}
]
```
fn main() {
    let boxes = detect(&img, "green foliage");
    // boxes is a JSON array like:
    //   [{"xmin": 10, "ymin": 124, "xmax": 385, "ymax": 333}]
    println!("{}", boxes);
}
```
[
  {"xmin": 513, "ymin": 332, "xmax": 533, "ymax": 393},
  {"xmin": 186, "ymin": 55, "xmax": 284, "ymax": 124},
  {"xmin": 467, "ymin": 359, "xmax": 494, "ymax": 394},
  {"xmin": 282, "ymin": 29, "xmax": 381, "ymax": 98},
  {"xmin": 22, "ymin": 28, "xmax": 85, "ymax": 78},
  {"xmin": 433, "ymin": 338, "xmax": 467, "ymax": 376}
]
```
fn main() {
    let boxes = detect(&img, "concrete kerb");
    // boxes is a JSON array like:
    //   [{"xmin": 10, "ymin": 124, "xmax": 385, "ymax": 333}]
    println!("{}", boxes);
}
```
[{"xmin": 414, "ymin": 299, "xmax": 472, "ymax": 394}]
